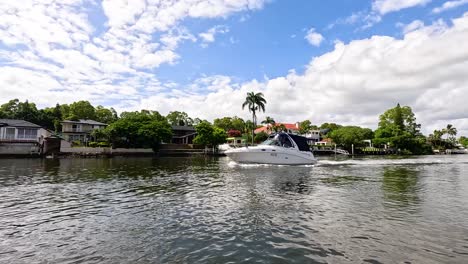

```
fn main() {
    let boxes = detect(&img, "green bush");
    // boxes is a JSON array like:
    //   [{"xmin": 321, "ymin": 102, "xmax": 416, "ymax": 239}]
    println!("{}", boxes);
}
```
[
  {"xmin": 72, "ymin": 140, "xmax": 81, "ymax": 147},
  {"xmin": 88, "ymin": 142, "xmax": 98, "ymax": 148},
  {"xmin": 254, "ymin": 132, "xmax": 269, "ymax": 143},
  {"xmin": 98, "ymin": 142, "xmax": 110, "ymax": 147}
]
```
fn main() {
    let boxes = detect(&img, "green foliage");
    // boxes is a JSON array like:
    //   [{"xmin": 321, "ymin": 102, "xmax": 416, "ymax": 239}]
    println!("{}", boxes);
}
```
[
  {"xmin": 329, "ymin": 126, "xmax": 374, "ymax": 150},
  {"xmin": 261, "ymin": 116, "xmax": 275, "ymax": 126},
  {"xmin": 298, "ymin": 120, "xmax": 318, "ymax": 134},
  {"xmin": 193, "ymin": 121, "xmax": 227, "ymax": 147},
  {"xmin": 98, "ymin": 142, "xmax": 110, "ymax": 147},
  {"xmin": 214, "ymin": 117, "xmax": 233, "ymax": 131},
  {"xmin": 459, "ymin": 136, "xmax": 468, "ymax": 147},
  {"xmin": 212, "ymin": 127, "xmax": 228, "ymax": 146},
  {"xmin": 95, "ymin": 105, "xmax": 118, "ymax": 124},
  {"xmin": 166, "ymin": 111, "xmax": 193, "ymax": 126},
  {"xmin": 105, "ymin": 110, "xmax": 172, "ymax": 150},
  {"xmin": 213, "ymin": 116, "xmax": 246, "ymax": 132},
  {"xmin": 242, "ymin": 92, "xmax": 267, "ymax": 144},
  {"xmin": 254, "ymin": 131, "xmax": 269, "ymax": 143},
  {"xmin": 88, "ymin": 142, "xmax": 99, "ymax": 148},
  {"xmin": 193, "ymin": 121, "xmax": 214, "ymax": 146},
  {"xmin": 272, "ymin": 124, "xmax": 286, "ymax": 133},
  {"xmin": 319, "ymin": 123, "xmax": 342, "ymax": 134},
  {"xmin": 68, "ymin": 101, "xmax": 96, "ymax": 120},
  {"xmin": 374, "ymin": 104, "xmax": 431, "ymax": 154}
]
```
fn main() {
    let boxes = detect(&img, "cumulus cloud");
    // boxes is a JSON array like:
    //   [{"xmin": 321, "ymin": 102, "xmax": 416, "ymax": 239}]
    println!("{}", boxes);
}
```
[
  {"xmin": 432, "ymin": 0, "xmax": 468, "ymax": 14},
  {"xmin": 372, "ymin": 0, "xmax": 432, "ymax": 15},
  {"xmin": 135, "ymin": 13, "xmax": 468, "ymax": 135},
  {"xmin": 305, "ymin": 28, "xmax": 324, "ymax": 47},
  {"xmin": 0, "ymin": 0, "xmax": 267, "ymax": 106}
]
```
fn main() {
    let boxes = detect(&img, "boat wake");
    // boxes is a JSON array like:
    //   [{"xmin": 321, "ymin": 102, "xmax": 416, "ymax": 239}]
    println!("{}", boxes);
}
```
[
  {"xmin": 227, "ymin": 161, "xmax": 316, "ymax": 168},
  {"xmin": 316, "ymin": 157, "xmax": 468, "ymax": 167}
]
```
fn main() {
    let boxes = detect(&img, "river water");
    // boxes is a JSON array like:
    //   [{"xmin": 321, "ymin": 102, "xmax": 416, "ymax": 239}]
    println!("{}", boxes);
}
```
[{"xmin": 0, "ymin": 155, "xmax": 467, "ymax": 263}]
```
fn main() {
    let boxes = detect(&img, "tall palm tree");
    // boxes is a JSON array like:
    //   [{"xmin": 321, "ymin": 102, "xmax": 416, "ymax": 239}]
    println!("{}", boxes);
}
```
[
  {"xmin": 446, "ymin": 124, "xmax": 457, "ymax": 141},
  {"xmin": 242, "ymin": 92, "xmax": 266, "ymax": 144}
]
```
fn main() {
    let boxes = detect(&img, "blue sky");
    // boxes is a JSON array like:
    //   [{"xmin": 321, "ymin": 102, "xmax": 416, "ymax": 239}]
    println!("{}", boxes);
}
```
[{"xmin": 1, "ymin": 0, "xmax": 468, "ymax": 134}]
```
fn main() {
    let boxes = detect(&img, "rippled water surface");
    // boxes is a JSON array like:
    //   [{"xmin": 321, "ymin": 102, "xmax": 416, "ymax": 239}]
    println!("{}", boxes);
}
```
[{"xmin": 1, "ymin": 155, "xmax": 468, "ymax": 263}]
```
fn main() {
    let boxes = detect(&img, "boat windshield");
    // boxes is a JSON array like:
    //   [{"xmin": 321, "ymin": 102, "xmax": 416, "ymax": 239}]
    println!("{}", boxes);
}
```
[{"xmin": 260, "ymin": 134, "xmax": 293, "ymax": 148}]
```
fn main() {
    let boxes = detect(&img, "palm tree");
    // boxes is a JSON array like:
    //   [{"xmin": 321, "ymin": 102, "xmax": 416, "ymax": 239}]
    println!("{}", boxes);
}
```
[
  {"xmin": 261, "ymin": 116, "xmax": 275, "ymax": 133},
  {"xmin": 446, "ymin": 124, "xmax": 457, "ymax": 141},
  {"xmin": 242, "ymin": 92, "xmax": 266, "ymax": 144}
]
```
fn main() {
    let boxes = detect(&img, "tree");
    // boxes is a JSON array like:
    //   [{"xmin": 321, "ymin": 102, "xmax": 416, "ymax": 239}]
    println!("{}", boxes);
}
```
[
  {"xmin": 193, "ymin": 121, "xmax": 227, "ymax": 147},
  {"xmin": 166, "ymin": 111, "xmax": 193, "ymax": 126},
  {"xmin": 459, "ymin": 136, "xmax": 468, "ymax": 147},
  {"xmin": 231, "ymin": 116, "xmax": 245, "ymax": 132},
  {"xmin": 214, "ymin": 117, "xmax": 233, "ymax": 131},
  {"xmin": 242, "ymin": 92, "xmax": 266, "ymax": 144},
  {"xmin": 445, "ymin": 124, "xmax": 457, "ymax": 141},
  {"xmin": 299, "ymin": 120, "xmax": 317, "ymax": 135},
  {"xmin": 261, "ymin": 116, "xmax": 275, "ymax": 125},
  {"xmin": 95, "ymin": 106, "xmax": 118, "ymax": 124},
  {"xmin": 329, "ymin": 126, "xmax": 374, "ymax": 150},
  {"xmin": 105, "ymin": 110, "xmax": 171, "ymax": 149},
  {"xmin": 272, "ymin": 124, "xmax": 286, "ymax": 133},
  {"xmin": 227, "ymin": 129, "xmax": 242, "ymax": 137},
  {"xmin": 68, "ymin": 101, "xmax": 96, "ymax": 120},
  {"xmin": 193, "ymin": 121, "xmax": 214, "ymax": 147},
  {"xmin": 212, "ymin": 127, "xmax": 228, "ymax": 146},
  {"xmin": 254, "ymin": 132, "xmax": 269, "ymax": 143},
  {"xmin": 319, "ymin": 123, "xmax": 342, "ymax": 134},
  {"xmin": 374, "ymin": 104, "xmax": 430, "ymax": 154},
  {"xmin": 261, "ymin": 116, "xmax": 275, "ymax": 133}
]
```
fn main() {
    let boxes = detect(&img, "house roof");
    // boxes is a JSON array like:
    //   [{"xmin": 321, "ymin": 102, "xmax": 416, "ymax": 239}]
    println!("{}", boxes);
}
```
[
  {"xmin": 171, "ymin": 125, "xmax": 196, "ymax": 132},
  {"xmin": 61, "ymin": 119, "xmax": 107, "ymax": 126},
  {"xmin": 254, "ymin": 123, "xmax": 299, "ymax": 134},
  {"xmin": 0, "ymin": 119, "xmax": 41, "ymax": 128}
]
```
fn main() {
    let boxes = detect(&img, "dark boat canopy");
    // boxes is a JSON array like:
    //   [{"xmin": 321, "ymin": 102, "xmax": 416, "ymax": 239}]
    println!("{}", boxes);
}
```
[
  {"xmin": 271, "ymin": 133, "xmax": 310, "ymax": 152},
  {"xmin": 287, "ymin": 133, "xmax": 311, "ymax": 152}
]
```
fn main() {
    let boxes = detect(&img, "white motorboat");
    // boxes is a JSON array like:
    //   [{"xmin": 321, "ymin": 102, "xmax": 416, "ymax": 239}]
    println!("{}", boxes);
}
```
[{"xmin": 224, "ymin": 133, "xmax": 317, "ymax": 165}]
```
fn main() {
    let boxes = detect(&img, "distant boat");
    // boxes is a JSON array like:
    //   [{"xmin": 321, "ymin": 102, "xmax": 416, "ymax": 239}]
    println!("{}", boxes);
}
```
[
  {"xmin": 224, "ymin": 133, "xmax": 317, "ymax": 165},
  {"xmin": 446, "ymin": 144, "xmax": 468, "ymax": 154}
]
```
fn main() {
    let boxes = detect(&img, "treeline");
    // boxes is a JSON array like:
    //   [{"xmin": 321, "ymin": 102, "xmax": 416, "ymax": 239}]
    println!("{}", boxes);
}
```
[
  {"xmin": 1, "ymin": 99, "xmax": 465, "ymax": 153},
  {"xmin": 0, "ymin": 99, "xmax": 118, "ymax": 132}
]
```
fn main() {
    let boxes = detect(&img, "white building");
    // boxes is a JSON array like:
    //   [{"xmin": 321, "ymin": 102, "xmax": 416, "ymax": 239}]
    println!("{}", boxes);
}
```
[{"xmin": 0, "ymin": 119, "xmax": 42, "ymax": 155}]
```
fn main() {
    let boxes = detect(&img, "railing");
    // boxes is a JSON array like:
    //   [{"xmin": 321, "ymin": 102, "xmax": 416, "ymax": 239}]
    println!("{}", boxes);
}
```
[
  {"xmin": 62, "ymin": 128, "xmax": 89, "ymax": 132},
  {"xmin": 0, "ymin": 137, "xmax": 38, "ymax": 143}
]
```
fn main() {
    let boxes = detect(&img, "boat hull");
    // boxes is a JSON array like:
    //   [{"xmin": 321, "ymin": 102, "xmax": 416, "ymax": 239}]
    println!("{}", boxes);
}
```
[{"xmin": 225, "ymin": 146, "xmax": 317, "ymax": 165}]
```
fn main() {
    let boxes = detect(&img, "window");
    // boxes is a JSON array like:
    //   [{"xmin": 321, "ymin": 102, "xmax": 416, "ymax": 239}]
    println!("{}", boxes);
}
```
[
  {"xmin": 5, "ymin": 128, "xmax": 15, "ymax": 139},
  {"xmin": 17, "ymin": 128, "xmax": 38, "ymax": 139}
]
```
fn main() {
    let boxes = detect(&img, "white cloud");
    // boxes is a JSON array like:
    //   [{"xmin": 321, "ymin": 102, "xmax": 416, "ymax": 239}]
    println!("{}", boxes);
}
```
[
  {"xmin": 373, "ymin": 0, "xmax": 432, "ymax": 15},
  {"xmin": 198, "ymin": 25, "xmax": 230, "ymax": 47},
  {"xmin": 432, "ymin": 0, "xmax": 468, "ymax": 14},
  {"xmin": 132, "ymin": 13, "xmax": 468, "ymax": 136},
  {"xmin": 305, "ymin": 28, "xmax": 324, "ymax": 47},
  {"xmin": 397, "ymin": 20, "xmax": 425, "ymax": 33},
  {"xmin": 0, "ymin": 0, "xmax": 267, "ymax": 107}
]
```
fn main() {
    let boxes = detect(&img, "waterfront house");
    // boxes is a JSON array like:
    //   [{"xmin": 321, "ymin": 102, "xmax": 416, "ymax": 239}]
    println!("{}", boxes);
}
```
[
  {"xmin": 0, "ymin": 119, "xmax": 42, "ymax": 155},
  {"xmin": 171, "ymin": 125, "xmax": 197, "ymax": 144},
  {"xmin": 61, "ymin": 119, "xmax": 107, "ymax": 143},
  {"xmin": 254, "ymin": 123, "xmax": 301, "ymax": 134},
  {"xmin": 254, "ymin": 123, "xmax": 322, "ymax": 144}
]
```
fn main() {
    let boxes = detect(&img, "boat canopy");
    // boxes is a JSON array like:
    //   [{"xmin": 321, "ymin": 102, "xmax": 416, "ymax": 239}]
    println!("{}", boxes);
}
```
[{"xmin": 288, "ymin": 134, "xmax": 311, "ymax": 152}]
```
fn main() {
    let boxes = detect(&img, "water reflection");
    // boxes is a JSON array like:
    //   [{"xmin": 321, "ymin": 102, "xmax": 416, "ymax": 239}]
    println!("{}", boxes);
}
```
[
  {"xmin": 382, "ymin": 167, "xmax": 420, "ymax": 207},
  {"xmin": 1, "ymin": 156, "xmax": 468, "ymax": 263}
]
